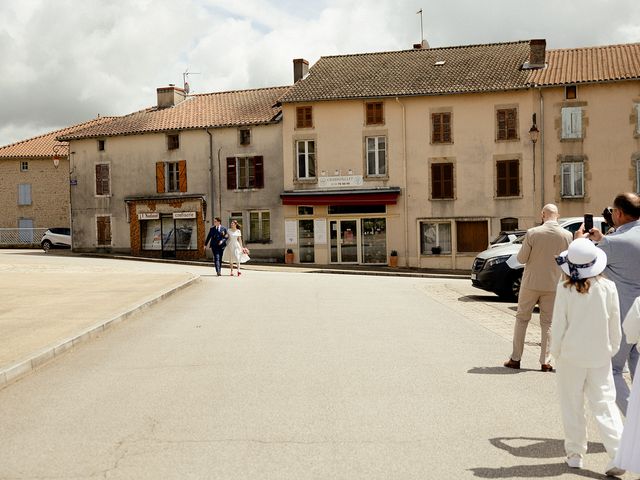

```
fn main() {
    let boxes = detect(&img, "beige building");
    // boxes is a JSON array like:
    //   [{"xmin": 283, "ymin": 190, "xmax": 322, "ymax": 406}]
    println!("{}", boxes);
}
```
[
  {"xmin": 279, "ymin": 41, "xmax": 547, "ymax": 269},
  {"xmin": 529, "ymin": 43, "xmax": 640, "ymax": 219},
  {"xmin": 59, "ymin": 85, "xmax": 289, "ymax": 261},
  {"xmin": 0, "ymin": 118, "xmax": 112, "ymax": 244}
]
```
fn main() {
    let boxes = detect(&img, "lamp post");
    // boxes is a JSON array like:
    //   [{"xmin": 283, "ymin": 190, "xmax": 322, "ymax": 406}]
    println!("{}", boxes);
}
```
[{"xmin": 529, "ymin": 117, "xmax": 539, "ymax": 194}]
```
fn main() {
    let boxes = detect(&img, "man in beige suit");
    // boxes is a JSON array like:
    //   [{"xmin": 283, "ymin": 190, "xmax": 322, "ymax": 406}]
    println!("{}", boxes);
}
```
[{"xmin": 504, "ymin": 204, "xmax": 573, "ymax": 371}]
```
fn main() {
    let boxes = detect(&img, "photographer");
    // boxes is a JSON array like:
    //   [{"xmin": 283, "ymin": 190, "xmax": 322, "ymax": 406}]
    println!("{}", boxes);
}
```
[{"xmin": 579, "ymin": 193, "xmax": 640, "ymax": 414}]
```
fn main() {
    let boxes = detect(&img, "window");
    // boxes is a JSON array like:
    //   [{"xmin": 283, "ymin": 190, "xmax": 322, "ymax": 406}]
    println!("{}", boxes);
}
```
[
  {"xmin": 366, "ymin": 136, "xmax": 386, "ymax": 176},
  {"xmin": 156, "ymin": 160, "xmax": 187, "ymax": 193},
  {"xmin": 20, "ymin": 161, "xmax": 28, "ymax": 172},
  {"xmin": 561, "ymin": 107, "xmax": 582, "ymax": 139},
  {"xmin": 239, "ymin": 128, "xmax": 251, "ymax": 146},
  {"xmin": 96, "ymin": 215, "xmax": 112, "ymax": 246},
  {"xmin": 565, "ymin": 85, "xmax": 577, "ymax": 100},
  {"xmin": 561, "ymin": 161, "xmax": 584, "ymax": 197},
  {"xmin": 18, "ymin": 184, "xmax": 31, "ymax": 205},
  {"xmin": 98, "ymin": 139, "xmax": 105, "ymax": 151},
  {"xmin": 167, "ymin": 134, "xmax": 180, "ymax": 150},
  {"xmin": 496, "ymin": 108, "xmax": 518, "ymax": 140},
  {"xmin": 500, "ymin": 217, "xmax": 519, "ymax": 231},
  {"xmin": 431, "ymin": 112, "xmax": 452, "ymax": 143},
  {"xmin": 249, "ymin": 211, "xmax": 270, "ymax": 242},
  {"xmin": 420, "ymin": 222, "xmax": 452, "ymax": 254},
  {"xmin": 296, "ymin": 140, "xmax": 316, "ymax": 179},
  {"xmin": 365, "ymin": 102, "xmax": 384, "ymax": 125},
  {"xmin": 431, "ymin": 163, "xmax": 453, "ymax": 199},
  {"xmin": 635, "ymin": 103, "xmax": 640, "ymax": 135},
  {"xmin": 226, "ymin": 156, "xmax": 264, "ymax": 190},
  {"xmin": 95, "ymin": 163, "xmax": 110, "ymax": 196},
  {"xmin": 298, "ymin": 206, "xmax": 314, "ymax": 216},
  {"xmin": 296, "ymin": 106, "xmax": 313, "ymax": 128},
  {"xmin": 496, "ymin": 159, "xmax": 520, "ymax": 197},
  {"xmin": 457, "ymin": 220, "xmax": 488, "ymax": 253}
]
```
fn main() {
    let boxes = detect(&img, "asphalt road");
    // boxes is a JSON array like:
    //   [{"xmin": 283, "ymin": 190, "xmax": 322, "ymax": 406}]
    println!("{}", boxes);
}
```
[{"xmin": 0, "ymin": 258, "xmax": 626, "ymax": 479}]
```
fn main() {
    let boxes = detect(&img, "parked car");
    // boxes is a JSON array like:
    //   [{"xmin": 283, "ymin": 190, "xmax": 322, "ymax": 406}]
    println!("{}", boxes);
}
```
[
  {"xmin": 41, "ymin": 228, "xmax": 71, "ymax": 252},
  {"xmin": 488, "ymin": 230, "xmax": 526, "ymax": 248},
  {"xmin": 471, "ymin": 217, "xmax": 608, "ymax": 300}
]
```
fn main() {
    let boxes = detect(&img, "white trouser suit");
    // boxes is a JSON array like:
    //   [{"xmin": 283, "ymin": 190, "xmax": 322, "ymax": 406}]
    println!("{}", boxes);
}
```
[{"xmin": 550, "ymin": 277, "xmax": 624, "ymax": 460}]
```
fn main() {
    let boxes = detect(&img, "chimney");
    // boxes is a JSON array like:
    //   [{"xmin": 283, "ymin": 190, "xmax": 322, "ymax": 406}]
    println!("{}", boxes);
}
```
[
  {"xmin": 157, "ymin": 84, "xmax": 186, "ymax": 109},
  {"xmin": 528, "ymin": 39, "xmax": 546, "ymax": 68},
  {"xmin": 293, "ymin": 58, "xmax": 309, "ymax": 83},
  {"xmin": 413, "ymin": 39, "xmax": 430, "ymax": 49}
]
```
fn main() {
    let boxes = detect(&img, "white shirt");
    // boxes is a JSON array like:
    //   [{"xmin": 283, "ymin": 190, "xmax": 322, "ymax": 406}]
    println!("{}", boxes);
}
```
[{"xmin": 550, "ymin": 277, "xmax": 621, "ymax": 367}]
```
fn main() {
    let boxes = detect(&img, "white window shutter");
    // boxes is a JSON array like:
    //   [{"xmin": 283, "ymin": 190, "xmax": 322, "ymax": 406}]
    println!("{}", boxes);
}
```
[
  {"xmin": 571, "ymin": 108, "xmax": 582, "ymax": 138},
  {"xmin": 636, "ymin": 103, "xmax": 640, "ymax": 134},
  {"xmin": 561, "ymin": 108, "xmax": 571, "ymax": 138}
]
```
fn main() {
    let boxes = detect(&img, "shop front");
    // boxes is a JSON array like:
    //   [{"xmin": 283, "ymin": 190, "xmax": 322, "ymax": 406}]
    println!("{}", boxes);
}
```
[
  {"xmin": 281, "ymin": 188, "xmax": 400, "ymax": 265},
  {"xmin": 125, "ymin": 195, "xmax": 206, "ymax": 260}
]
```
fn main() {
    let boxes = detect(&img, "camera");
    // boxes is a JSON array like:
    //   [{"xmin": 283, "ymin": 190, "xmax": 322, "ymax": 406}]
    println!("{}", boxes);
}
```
[{"xmin": 583, "ymin": 213, "xmax": 593, "ymax": 233}]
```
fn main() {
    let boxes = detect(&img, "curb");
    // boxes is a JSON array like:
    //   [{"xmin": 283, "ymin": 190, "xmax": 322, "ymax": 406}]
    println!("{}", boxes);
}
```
[{"xmin": 0, "ymin": 274, "xmax": 200, "ymax": 391}]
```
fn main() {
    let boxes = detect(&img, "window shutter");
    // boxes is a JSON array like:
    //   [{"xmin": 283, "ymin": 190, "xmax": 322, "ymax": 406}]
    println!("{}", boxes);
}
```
[
  {"xmin": 443, "ymin": 113, "xmax": 451, "ymax": 142},
  {"xmin": 497, "ymin": 161, "xmax": 507, "ymax": 196},
  {"xmin": 254, "ymin": 156, "xmax": 264, "ymax": 188},
  {"xmin": 96, "ymin": 164, "xmax": 110, "ymax": 195},
  {"xmin": 431, "ymin": 164, "xmax": 442, "ymax": 198},
  {"xmin": 443, "ymin": 163, "xmax": 453, "ymax": 198},
  {"xmin": 509, "ymin": 160, "xmax": 520, "ymax": 195},
  {"xmin": 178, "ymin": 160, "xmax": 187, "ymax": 192},
  {"xmin": 97, "ymin": 216, "xmax": 111, "ymax": 245},
  {"xmin": 571, "ymin": 109, "xmax": 582, "ymax": 138},
  {"xmin": 432, "ymin": 114, "xmax": 442, "ymax": 143},
  {"xmin": 507, "ymin": 109, "xmax": 517, "ymax": 139},
  {"xmin": 226, "ymin": 157, "xmax": 237, "ymax": 190},
  {"xmin": 156, "ymin": 162, "xmax": 165, "ymax": 193}
]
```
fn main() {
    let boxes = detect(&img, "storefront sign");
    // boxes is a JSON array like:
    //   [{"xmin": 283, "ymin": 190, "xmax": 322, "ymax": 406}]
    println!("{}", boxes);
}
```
[
  {"xmin": 314, "ymin": 218, "xmax": 327, "ymax": 244},
  {"xmin": 285, "ymin": 220, "xmax": 298, "ymax": 245},
  {"xmin": 318, "ymin": 175, "xmax": 364, "ymax": 189},
  {"xmin": 138, "ymin": 212, "xmax": 160, "ymax": 220},
  {"xmin": 173, "ymin": 212, "xmax": 196, "ymax": 219}
]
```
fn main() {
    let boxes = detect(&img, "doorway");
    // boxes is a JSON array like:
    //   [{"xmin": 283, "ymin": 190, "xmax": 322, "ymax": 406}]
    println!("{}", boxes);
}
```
[{"xmin": 330, "ymin": 219, "xmax": 359, "ymax": 263}]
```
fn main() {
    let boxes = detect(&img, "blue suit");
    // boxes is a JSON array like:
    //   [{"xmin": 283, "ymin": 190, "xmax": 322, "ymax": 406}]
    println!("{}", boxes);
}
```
[{"xmin": 205, "ymin": 225, "xmax": 227, "ymax": 275}]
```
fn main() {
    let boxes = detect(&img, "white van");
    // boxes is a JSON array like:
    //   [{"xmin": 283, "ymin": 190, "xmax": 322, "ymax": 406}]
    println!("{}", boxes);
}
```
[{"xmin": 470, "ymin": 217, "xmax": 608, "ymax": 299}]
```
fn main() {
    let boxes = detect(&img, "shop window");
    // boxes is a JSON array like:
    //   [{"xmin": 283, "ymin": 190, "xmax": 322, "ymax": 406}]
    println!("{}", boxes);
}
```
[
  {"xmin": 298, "ymin": 206, "xmax": 314, "ymax": 216},
  {"xmin": 420, "ymin": 222, "xmax": 452, "ymax": 255},
  {"xmin": 96, "ymin": 215, "xmax": 112, "ymax": 246},
  {"xmin": 95, "ymin": 163, "xmax": 110, "ymax": 196},
  {"xmin": 431, "ymin": 163, "xmax": 453, "ymax": 199},
  {"xmin": 174, "ymin": 218, "xmax": 197, "ymax": 250},
  {"xmin": 361, "ymin": 218, "xmax": 386, "ymax": 264},
  {"xmin": 456, "ymin": 220, "xmax": 488, "ymax": 253},
  {"xmin": 561, "ymin": 107, "xmax": 582, "ymax": 139},
  {"xmin": 496, "ymin": 159, "xmax": 520, "ymax": 197},
  {"xmin": 496, "ymin": 108, "xmax": 518, "ymax": 141},
  {"xmin": 431, "ymin": 112, "xmax": 452, "ymax": 143},
  {"xmin": 140, "ymin": 219, "xmax": 162, "ymax": 250},
  {"xmin": 249, "ymin": 210, "xmax": 270, "ymax": 242},
  {"xmin": 561, "ymin": 161, "xmax": 584, "ymax": 197},
  {"xmin": 366, "ymin": 136, "xmax": 386, "ymax": 176},
  {"xmin": 296, "ymin": 106, "xmax": 313, "ymax": 128},
  {"xmin": 156, "ymin": 160, "xmax": 187, "ymax": 193},
  {"xmin": 365, "ymin": 101, "xmax": 384, "ymax": 125},
  {"xmin": 296, "ymin": 140, "xmax": 316, "ymax": 179},
  {"xmin": 227, "ymin": 156, "xmax": 264, "ymax": 189},
  {"xmin": 298, "ymin": 219, "xmax": 315, "ymax": 263}
]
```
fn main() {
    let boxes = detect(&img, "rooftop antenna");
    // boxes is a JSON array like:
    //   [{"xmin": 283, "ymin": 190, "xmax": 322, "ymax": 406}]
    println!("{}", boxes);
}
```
[
  {"xmin": 417, "ymin": 8, "xmax": 424, "ymax": 45},
  {"xmin": 182, "ymin": 68, "xmax": 201, "ymax": 94}
]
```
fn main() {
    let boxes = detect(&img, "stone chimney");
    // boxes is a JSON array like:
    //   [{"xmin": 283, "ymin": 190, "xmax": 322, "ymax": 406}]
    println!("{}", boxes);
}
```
[
  {"xmin": 528, "ymin": 39, "xmax": 546, "ymax": 68},
  {"xmin": 293, "ymin": 59, "xmax": 309, "ymax": 83},
  {"xmin": 157, "ymin": 84, "xmax": 186, "ymax": 109}
]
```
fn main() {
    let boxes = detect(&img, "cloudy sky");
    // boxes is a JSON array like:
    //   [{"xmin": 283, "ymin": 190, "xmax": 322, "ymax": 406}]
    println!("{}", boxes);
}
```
[{"xmin": 1, "ymin": 0, "xmax": 639, "ymax": 147}]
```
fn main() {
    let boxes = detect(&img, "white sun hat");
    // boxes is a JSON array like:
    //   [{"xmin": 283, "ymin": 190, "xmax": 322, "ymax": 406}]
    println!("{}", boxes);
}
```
[{"xmin": 555, "ymin": 237, "xmax": 607, "ymax": 280}]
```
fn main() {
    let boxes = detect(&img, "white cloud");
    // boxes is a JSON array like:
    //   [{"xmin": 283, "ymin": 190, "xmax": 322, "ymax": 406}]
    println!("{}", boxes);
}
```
[{"xmin": 0, "ymin": 0, "xmax": 639, "ymax": 146}]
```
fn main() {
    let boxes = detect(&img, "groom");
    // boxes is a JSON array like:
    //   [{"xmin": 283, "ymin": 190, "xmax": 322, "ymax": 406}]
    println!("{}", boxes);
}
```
[{"xmin": 205, "ymin": 217, "xmax": 227, "ymax": 276}]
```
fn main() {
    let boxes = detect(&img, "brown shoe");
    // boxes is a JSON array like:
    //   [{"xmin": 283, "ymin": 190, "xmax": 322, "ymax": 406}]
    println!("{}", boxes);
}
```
[
  {"xmin": 540, "ymin": 364, "xmax": 554, "ymax": 372},
  {"xmin": 504, "ymin": 358, "xmax": 521, "ymax": 369}
]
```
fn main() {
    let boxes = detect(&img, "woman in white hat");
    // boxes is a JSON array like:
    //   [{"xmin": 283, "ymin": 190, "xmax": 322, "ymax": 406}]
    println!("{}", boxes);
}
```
[{"xmin": 550, "ymin": 237, "xmax": 625, "ymax": 476}]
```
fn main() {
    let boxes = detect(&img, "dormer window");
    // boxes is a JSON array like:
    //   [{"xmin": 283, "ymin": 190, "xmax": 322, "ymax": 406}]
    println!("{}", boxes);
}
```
[
  {"xmin": 565, "ymin": 85, "xmax": 577, "ymax": 100},
  {"xmin": 239, "ymin": 128, "xmax": 251, "ymax": 146},
  {"xmin": 167, "ymin": 134, "xmax": 180, "ymax": 150},
  {"xmin": 98, "ymin": 139, "xmax": 105, "ymax": 151}
]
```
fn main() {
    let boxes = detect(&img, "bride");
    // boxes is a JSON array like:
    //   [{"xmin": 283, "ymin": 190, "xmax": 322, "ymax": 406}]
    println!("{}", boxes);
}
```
[{"xmin": 222, "ymin": 220, "xmax": 250, "ymax": 276}]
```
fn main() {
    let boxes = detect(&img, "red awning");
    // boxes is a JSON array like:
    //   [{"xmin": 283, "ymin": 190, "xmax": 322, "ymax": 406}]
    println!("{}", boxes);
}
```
[{"xmin": 280, "ymin": 188, "xmax": 400, "ymax": 206}]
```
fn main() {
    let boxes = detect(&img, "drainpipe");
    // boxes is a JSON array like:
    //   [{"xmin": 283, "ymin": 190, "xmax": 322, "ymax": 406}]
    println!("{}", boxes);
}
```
[
  {"xmin": 538, "ymin": 87, "xmax": 545, "ymax": 209},
  {"xmin": 217, "ymin": 147, "xmax": 222, "ymax": 218},
  {"xmin": 206, "ymin": 129, "xmax": 214, "ymax": 221},
  {"xmin": 395, "ymin": 97, "xmax": 409, "ymax": 266}
]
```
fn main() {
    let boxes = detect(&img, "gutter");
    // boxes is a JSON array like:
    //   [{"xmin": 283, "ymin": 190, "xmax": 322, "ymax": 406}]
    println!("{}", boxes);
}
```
[
  {"xmin": 206, "ymin": 129, "xmax": 214, "ymax": 221},
  {"xmin": 395, "ymin": 97, "xmax": 409, "ymax": 267},
  {"xmin": 537, "ymin": 86, "xmax": 545, "ymax": 209}
]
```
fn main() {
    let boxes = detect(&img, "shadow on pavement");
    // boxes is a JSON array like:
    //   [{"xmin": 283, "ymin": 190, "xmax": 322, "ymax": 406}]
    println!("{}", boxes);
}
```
[
  {"xmin": 458, "ymin": 294, "xmax": 515, "ymax": 304},
  {"xmin": 470, "ymin": 437, "xmax": 607, "ymax": 478},
  {"xmin": 467, "ymin": 367, "xmax": 538, "ymax": 375}
]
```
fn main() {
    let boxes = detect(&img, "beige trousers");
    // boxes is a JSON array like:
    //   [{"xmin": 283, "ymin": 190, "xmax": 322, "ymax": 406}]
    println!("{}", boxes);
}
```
[{"xmin": 510, "ymin": 287, "xmax": 556, "ymax": 365}]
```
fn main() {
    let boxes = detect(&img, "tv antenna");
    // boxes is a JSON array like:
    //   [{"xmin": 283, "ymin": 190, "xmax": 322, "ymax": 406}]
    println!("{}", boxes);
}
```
[
  {"xmin": 417, "ymin": 8, "xmax": 424, "ymax": 45},
  {"xmin": 183, "ymin": 68, "xmax": 201, "ymax": 94}
]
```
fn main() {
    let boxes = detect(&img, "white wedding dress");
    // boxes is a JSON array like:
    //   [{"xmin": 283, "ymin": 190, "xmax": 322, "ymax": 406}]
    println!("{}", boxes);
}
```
[{"xmin": 222, "ymin": 229, "xmax": 250, "ymax": 264}]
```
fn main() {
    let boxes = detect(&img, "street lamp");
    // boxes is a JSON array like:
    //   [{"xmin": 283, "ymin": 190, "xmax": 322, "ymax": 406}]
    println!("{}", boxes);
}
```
[
  {"xmin": 529, "ymin": 116, "xmax": 539, "ymax": 192},
  {"xmin": 52, "ymin": 144, "xmax": 64, "ymax": 168}
]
